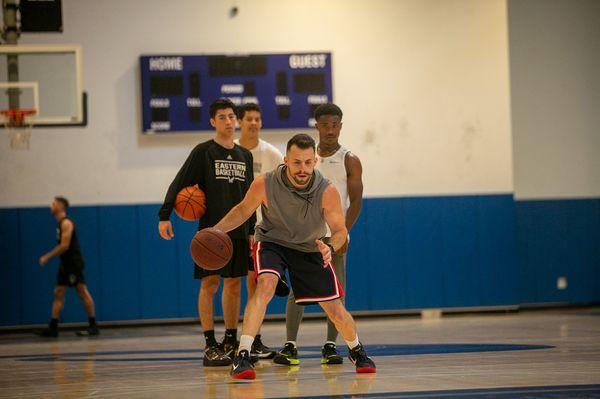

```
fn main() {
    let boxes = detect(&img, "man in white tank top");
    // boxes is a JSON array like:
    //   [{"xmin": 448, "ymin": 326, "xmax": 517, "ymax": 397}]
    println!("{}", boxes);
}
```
[
  {"xmin": 234, "ymin": 103, "xmax": 283, "ymax": 360},
  {"xmin": 275, "ymin": 103, "xmax": 364, "ymax": 366}
]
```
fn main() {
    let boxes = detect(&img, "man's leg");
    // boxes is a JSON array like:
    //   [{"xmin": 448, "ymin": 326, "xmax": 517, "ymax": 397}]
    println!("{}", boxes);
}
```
[
  {"xmin": 231, "ymin": 273, "xmax": 278, "ymax": 379},
  {"xmin": 199, "ymin": 274, "xmax": 231, "ymax": 366},
  {"xmin": 51, "ymin": 285, "xmax": 67, "ymax": 320},
  {"xmin": 221, "ymin": 277, "xmax": 242, "ymax": 356},
  {"xmin": 222, "ymin": 277, "xmax": 241, "ymax": 329},
  {"xmin": 198, "ymin": 274, "xmax": 220, "ymax": 336},
  {"xmin": 326, "ymin": 253, "xmax": 346, "ymax": 342},
  {"xmin": 247, "ymin": 275, "xmax": 276, "ymax": 359},
  {"xmin": 321, "ymin": 253, "xmax": 346, "ymax": 364},
  {"xmin": 319, "ymin": 299, "xmax": 376, "ymax": 373},
  {"xmin": 37, "ymin": 286, "xmax": 66, "ymax": 337},
  {"xmin": 240, "ymin": 273, "xmax": 278, "ymax": 344},
  {"xmin": 272, "ymin": 292, "xmax": 303, "ymax": 366},
  {"xmin": 75, "ymin": 283, "xmax": 96, "ymax": 318},
  {"xmin": 75, "ymin": 284, "xmax": 99, "ymax": 335},
  {"xmin": 285, "ymin": 291, "xmax": 304, "ymax": 342}
]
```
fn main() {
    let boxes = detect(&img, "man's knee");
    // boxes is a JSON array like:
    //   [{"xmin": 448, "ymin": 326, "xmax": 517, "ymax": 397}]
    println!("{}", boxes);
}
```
[
  {"xmin": 324, "ymin": 301, "xmax": 349, "ymax": 324},
  {"xmin": 200, "ymin": 276, "xmax": 220, "ymax": 295},
  {"xmin": 75, "ymin": 284, "xmax": 87, "ymax": 296},
  {"xmin": 54, "ymin": 286, "xmax": 66, "ymax": 300},
  {"xmin": 222, "ymin": 277, "xmax": 242, "ymax": 296},
  {"xmin": 255, "ymin": 274, "xmax": 278, "ymax": 302}
]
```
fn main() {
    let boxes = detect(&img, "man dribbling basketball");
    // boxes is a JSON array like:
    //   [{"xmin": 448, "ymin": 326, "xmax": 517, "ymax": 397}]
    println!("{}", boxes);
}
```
[
  {"xmin": 276, "ymin": 103, "xmax": 364, "ymax": 365},
  {"xmin": 213, "ymin": 134, "xmax": 376, "ymax": 380},
  {"xmin": 158, "ymin": 98, "xmax": 255, "ymax": 366}
]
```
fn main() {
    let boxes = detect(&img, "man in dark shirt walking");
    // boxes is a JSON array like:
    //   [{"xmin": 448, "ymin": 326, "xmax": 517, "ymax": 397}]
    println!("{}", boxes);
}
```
[{"xmin": 37, "ymin": 196, "xmax": 99, "ymax": 337}]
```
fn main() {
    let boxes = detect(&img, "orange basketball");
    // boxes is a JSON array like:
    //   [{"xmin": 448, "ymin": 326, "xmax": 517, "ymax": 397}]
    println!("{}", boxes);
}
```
[
  {"xmin": 190, "ymin": 228, "xmax": 233, "ymax": 270},
  {"xmin": 174, "ymin": 186, "xmax": 206, "ymax": 221}
]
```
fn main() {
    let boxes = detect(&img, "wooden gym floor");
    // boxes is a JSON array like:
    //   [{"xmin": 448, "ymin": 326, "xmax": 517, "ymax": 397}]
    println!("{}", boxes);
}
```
[{"xmin": 1, "ymin": 307, "xmax": 599, "ymax": 398}]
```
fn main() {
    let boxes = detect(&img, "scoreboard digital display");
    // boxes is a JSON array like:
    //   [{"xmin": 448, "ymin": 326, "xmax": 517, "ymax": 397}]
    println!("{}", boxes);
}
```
[{"xmin": 140, "ymin": 52, "xmax": 333, "ymax": 133}]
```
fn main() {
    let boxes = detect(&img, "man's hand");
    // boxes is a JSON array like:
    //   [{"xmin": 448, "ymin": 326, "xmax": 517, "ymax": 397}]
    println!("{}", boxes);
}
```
[
  {"xmin": 39, "ymin": 255, "xmax": 49, "ymax": 266},
  {"xmin": 158, "ymin": 221, "xmax": 175, "ymax": 240},
  {"xmin": 315, "ymin": 239, "xmax": 332, "ymax": 267}
]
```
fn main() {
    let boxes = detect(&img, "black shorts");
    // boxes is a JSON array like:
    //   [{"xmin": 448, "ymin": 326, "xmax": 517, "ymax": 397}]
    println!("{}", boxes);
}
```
[
  {"xmin": 57, "ymin": 264, "xmax": 85, "ymax": 287},
  {"xmin": 253, "ymin": 241, "xmax": 344, "ymax": 306},
  {"xmin": 194, "ymin": 238, "xmax": 250, "ymax": 279}
]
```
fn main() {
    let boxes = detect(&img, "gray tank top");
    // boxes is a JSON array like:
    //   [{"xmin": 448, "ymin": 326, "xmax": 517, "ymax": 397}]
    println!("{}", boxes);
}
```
[{"xmin": 255, "ymin": 165, "xmax": 330, "ymax": 252}]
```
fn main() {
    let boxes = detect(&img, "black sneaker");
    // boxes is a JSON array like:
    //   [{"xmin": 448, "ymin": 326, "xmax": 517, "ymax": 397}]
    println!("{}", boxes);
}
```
[
  {"xmin": 251, "ymin": 335, "xmax": 276, "ymax": 359},
  {"xmin": 35, "ymin": 327, "xmax": 58, "ymax": 338},
  {"xmin": 203, "ymin": 345, "xmax": 232, "ymax": 367},
  {"xmin": 348, "ymin": 343, "xmax": 376, "ymax": 373},
  {"xmin": 220, "ymin": 339, "xmax": 260, "ymax": 364},
  {"xmin": 273, "ymin": 342, "xmax": 300, "ymax": 365},
  {"xmin": 321, "ymin": 342, "xmax": 343, "ymax": 364},
  {"xmin": 76, "ymin": 326, "xmax": 100, "ymax": 336},
  {"xmin": 221, "ymin": 339, "xmax": 238, "ymax": 359},
  {"xmin": 230, "ymin": 349, "xmax": 256, "ymax": 380}
]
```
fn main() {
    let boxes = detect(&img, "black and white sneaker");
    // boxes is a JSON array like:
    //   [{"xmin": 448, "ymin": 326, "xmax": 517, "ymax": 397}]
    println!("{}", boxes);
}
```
[
  {"xmin": 76, "ymin": 326, "xmax": 100, "ymax": 336},
  {"xmin": 348, "ymin": 343, "xmax": 376, "ymax": 373},
  {"xmin": 221, "ymin": 339, "xmax": 238, "ymax": 359},
  {"xmin": 321, "ymin": 342, "xmax": 343, "ymax": 364},
  {"xmin": 220, "ymin": 339, "xmax": 259, "ymax": 364},
  {"xmin": 203, "ymin": 345, "xmax": 232, "ymax": 367},
  {"xmin": 230, "ymin": 349, "xmax": 256, "ymax": 380},
  {"xmin": 251, "ymin": 335, "xmax": 276, "ymax": 359},
  {"xmin": 273, "ymin": 342, "xmax": 300, "ymax": 365}
]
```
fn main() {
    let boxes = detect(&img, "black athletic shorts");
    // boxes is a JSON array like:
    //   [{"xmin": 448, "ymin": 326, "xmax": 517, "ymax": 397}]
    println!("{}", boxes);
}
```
[
  {"xmin": 253, "ymin": 241, "xmax": 344, "ymax": 305},
  {"xmin": 57, "ymin": 264, "xmax": 85, "ymax": 287},
  {"xmin": 194, "ymin": 238, "xmax": 250, "ymax": 279}
]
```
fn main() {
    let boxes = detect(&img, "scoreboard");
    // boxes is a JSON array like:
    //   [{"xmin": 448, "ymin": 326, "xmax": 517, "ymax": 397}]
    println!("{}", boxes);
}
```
[{"xmin": 140, "ymin": 52, "xmax": 333, "ymax": 133}]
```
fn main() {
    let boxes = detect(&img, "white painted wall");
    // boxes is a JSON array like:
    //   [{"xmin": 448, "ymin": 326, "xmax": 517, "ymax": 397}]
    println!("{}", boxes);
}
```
[
  {"xmin": 509, "ymin": 0, "xmax": 600, "ymax": 200},
  {"xmin": 0, "ymin": 0, "xmax": 513, "ymax": 207}
]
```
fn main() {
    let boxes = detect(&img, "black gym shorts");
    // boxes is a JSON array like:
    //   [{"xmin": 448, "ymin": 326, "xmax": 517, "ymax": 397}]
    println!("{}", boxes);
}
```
[
  {"xmin": 253, "ymin": 241, "xmax": 344, "ymax": 306},
  {"xmin": 57, "ymin": 264, "xmax": 85, "ymax": 287}
]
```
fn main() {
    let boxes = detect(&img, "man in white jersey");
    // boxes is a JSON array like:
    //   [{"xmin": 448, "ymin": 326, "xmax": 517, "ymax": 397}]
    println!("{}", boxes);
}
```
[
  {"xmin": 274, "ymin": 103, "xmax": 364, "ymax": 366},
  {"xmin": 234, "ymin": 103, "xmax": 284, "ymax": 359}
]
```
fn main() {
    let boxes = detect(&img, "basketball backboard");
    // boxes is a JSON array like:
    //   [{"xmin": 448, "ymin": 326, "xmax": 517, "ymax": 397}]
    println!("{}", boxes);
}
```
[{"xmin": 0, "ymin": 44, "xmax": 85, "ymax": 126}]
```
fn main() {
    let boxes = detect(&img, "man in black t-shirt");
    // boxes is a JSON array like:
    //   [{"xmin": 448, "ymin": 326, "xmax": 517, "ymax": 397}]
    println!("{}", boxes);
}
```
[
  {"xmin": 37, "ymin": 196, "xmax": 99, "ymax": 338},
  {"xmin": 158, "ymin": 98, "xmax": 255, "ymax": 367}
]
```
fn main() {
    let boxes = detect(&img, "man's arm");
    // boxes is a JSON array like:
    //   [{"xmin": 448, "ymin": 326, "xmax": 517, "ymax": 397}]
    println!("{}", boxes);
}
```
[
  {"xmin": 214, "ymin": 176, "xmax": 266, "ymax": 234},
  {"xmin": 344, "ymin": 152, "xmax": 363, "ymax": 232},
  {"xmin": 39, "ymin": 219, "xmax": 73, "ymax": 266},
  {"xmin": 158, "ymin": 146, "xmax": 203, "ymax": 240},
  {"xmin": 317, "ymin": 184, "xmax": 348, "ymax": 264}
]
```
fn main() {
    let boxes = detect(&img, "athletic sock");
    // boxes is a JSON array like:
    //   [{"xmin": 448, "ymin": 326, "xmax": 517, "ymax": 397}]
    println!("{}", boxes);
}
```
[
  {"xmin": 204, "ymin": 330, "xmax": 218, "ymax": 347},
  {"xmin": 88, "ymin": 317, "xmax": 97, "ymax": 327},
  {"xmin": 224, "ymin": 328, "xmax": 237, "ymax": 343},
  {"xmin": 239, "ymin": 335, "xmax": 254, "ymax": 353},
  {"xmin": 345, "ymin": 335, "xmax": 360, "ymax": 350},
  {"xmin": 49, "ymin": 318, "xmax": 58, "ymax": 329}
]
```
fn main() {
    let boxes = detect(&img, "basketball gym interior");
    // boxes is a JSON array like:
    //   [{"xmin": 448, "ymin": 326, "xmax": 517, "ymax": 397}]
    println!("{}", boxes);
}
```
[{"xmin": 0, "ymin": 1, "xmax": 599, "ymax": 398}]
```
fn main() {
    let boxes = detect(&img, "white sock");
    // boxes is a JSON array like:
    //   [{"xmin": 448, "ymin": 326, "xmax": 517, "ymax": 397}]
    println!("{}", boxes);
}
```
[
  {"xmin": 345, "ymin": 335, "xmax": 360, "ymax": 350},
  {"xmin": 325, "ymin": 340, "xmax": 336, "ymax": 346},
  {"xmin": 286, "ymin": 340, "xmax": 297, "ymax": 348},
  {"xmin": 239, "ymin": 334, "xmax": 254, "ymax": 353}
]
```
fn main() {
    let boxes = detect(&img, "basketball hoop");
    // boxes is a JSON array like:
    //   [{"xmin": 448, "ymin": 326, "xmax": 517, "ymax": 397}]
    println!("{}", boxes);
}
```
[{"xmin": 1, "ymin": 109, "xmax": 36, "ymax": 150}]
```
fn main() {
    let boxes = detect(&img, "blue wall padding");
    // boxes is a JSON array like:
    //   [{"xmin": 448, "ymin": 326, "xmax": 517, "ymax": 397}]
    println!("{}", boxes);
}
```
[
  {"xmin": 1, "ymin": 195, "xmax": 598, "ymax": 326},
  {"xmin": 516, "ymin": 199, "xmax": 600, "ymax": 304}
]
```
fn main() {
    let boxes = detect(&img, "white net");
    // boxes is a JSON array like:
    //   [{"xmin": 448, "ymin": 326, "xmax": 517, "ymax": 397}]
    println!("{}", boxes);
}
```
[
  {"xmin": 7, "ymin": 125, "xmax": 32, "ymax": 150},
  {"xmin": 2, "ymin": 109, "xmax": 35, "ymax": 150}
]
